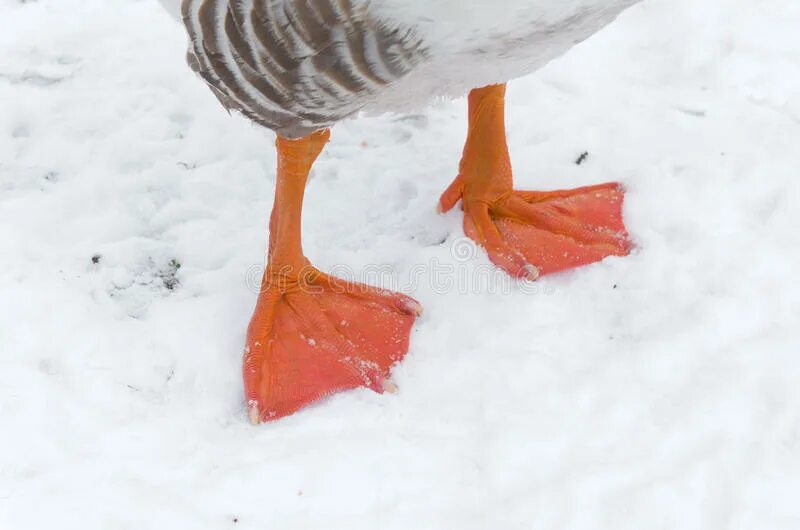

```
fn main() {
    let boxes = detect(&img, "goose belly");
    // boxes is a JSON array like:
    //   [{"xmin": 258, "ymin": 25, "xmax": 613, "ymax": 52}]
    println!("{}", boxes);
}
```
[{"xmin": 363, "ymin": 0, "xmax": 642, "ymax": 113}]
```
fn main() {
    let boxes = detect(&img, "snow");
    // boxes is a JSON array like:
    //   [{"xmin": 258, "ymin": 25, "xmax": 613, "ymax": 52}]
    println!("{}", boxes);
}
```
[{"xmin": 1, "ymin": 0, "xmax": 799, "ymax": 528}]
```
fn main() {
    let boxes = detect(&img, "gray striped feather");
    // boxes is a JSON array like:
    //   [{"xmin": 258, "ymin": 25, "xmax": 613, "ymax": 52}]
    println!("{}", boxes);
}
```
[{"xmin": 181, "ymin": 0, "xmax": 427, "ymax": 138}]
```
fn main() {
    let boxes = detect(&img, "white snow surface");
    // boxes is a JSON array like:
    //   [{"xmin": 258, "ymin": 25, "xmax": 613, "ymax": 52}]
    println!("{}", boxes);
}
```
[{"xmin": 1, "ymin": 0, "xmax": 800, "ymax": 528}]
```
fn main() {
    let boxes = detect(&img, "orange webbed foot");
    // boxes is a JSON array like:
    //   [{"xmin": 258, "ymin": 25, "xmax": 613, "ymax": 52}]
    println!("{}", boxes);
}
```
[
  {"xmin": 442, "ymin": 83, "xmax": 632, "ymax": 278},
  {"xmin": 439, "ymin": 177, "xmax": 631, "ymax": 277},
  {"xmin": 243, "ymin": 268, "xmax": 421, "ymax": 423}
]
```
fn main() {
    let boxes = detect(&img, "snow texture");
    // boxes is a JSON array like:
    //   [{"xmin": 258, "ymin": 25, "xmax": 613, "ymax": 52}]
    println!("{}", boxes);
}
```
[{"xmin": 1, "ymin": 0, "xmax": 799, "ymax": 528}]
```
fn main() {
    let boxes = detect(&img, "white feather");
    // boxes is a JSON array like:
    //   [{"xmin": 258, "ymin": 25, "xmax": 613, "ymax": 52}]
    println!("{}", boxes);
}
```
[{"xmin": 363, "ymin": 0, "xmax": 643, "ymax": 113}]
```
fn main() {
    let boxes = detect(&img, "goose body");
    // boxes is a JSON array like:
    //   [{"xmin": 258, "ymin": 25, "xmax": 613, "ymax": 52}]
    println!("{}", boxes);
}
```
[{"xmin": 161, "ymin": 0, "xmax": 641, "ymax": 137}]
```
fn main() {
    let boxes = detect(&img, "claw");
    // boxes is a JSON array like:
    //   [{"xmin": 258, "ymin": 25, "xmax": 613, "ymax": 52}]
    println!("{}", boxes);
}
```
[
  {"xmin": 401, "ymin": 298, "xmax": 424, "ymax": 317},
  {"xmin": 382, "ymin": 380, "xmax": 399, "ymax": 394},
  {"xmin": 247, "ymin": 400, "xmax": 261, "ymax": 425},
  {"xmin": 522, "ymin": 264, "xmax": 540, "ymax": 281}
]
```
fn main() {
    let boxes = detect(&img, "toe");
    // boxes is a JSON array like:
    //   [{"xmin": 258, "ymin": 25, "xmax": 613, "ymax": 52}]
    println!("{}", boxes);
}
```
[
  {"xmin": 438, "ymin": 174, "xmax": 464, "ymax": 213},
  {"xmin": 512, "ymin": 183, "xmax": 629, "ymax": 236},
  {"xmin": 313, "ymin": 272, "xmax": 422, "ymax": 317},
  {"xmin": 463, "ymin": 204, "xmax": 538, "ymax": 280}
]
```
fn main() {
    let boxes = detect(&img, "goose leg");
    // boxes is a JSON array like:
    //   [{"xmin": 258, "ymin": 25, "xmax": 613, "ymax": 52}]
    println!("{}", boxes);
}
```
[
  {"xmin": 244, "ymin": 129, "xmax": 421, "ymax": 424},
  {"xmin": 439, "ymin": 84, "xmax": 631, "ymax": 278}
]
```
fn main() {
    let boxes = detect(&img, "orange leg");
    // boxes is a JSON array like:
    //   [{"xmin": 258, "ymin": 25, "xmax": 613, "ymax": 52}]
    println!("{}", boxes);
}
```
[
  {"xmin": 244, "ymin": 130, "xmax": 422, "ymax": 424},
  {"xmin": 439, "ymin": 84, "xmax": 631, "ymax": 277}
]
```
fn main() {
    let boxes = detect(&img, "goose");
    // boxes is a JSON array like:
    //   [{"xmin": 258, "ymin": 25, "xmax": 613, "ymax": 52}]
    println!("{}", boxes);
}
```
[{"xmin": 158, "ymin": 0, "xmax": 636, "ymax": 423}]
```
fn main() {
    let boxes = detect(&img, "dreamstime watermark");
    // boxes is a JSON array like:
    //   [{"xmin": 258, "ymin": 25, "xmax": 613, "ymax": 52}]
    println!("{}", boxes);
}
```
[{"xmin": 244, "ymin": 237, "xmax": 556, "ymax": 296}]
